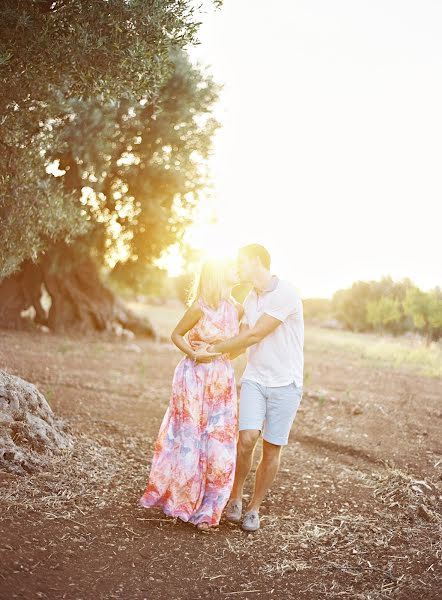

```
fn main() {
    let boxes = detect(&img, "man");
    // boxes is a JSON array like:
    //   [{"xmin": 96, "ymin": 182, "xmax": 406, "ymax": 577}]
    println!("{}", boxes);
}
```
[{"xmin": 205, "ymin": 244, "xmax": 304, "ymax": 531}]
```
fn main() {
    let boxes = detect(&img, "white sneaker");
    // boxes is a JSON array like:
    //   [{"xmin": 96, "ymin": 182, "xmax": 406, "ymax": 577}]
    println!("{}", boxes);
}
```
[
  {"xmin": 225, "ymin": 499, "xmax": 242, "ymax": 523},
  {"xmin": 242, "ymin": 511, "xmax": 260, "ymax": 532}
]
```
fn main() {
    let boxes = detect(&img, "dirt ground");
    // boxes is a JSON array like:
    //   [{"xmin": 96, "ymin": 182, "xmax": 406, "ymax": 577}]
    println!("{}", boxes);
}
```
[{"xmin": 0, "ymin": 327, "xmax": 441, "ymax": 600}]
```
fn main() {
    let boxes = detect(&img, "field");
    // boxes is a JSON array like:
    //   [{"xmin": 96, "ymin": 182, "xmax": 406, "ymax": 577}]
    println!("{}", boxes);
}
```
[{"xmin": 0, "ymin": 303, "xmax": 441, "ymax": 600}]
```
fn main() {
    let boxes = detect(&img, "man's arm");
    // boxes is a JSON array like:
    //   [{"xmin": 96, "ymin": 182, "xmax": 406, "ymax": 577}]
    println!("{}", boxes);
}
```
[
  {"xmin": 227, "ymin": 323, "xmax": 249, "ymax": 359},
  {"xmin": 211, "ymin": 313, "xmax": 283, "ymax": 355}
]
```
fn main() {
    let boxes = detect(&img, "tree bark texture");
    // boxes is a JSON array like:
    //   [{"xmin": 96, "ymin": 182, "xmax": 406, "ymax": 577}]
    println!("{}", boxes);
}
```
[{"xmin": 0, "ymin": 247, "xmax": 155, "ymax": 337}]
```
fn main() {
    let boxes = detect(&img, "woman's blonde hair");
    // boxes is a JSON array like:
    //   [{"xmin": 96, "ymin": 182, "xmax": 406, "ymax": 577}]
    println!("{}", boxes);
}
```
[{"xmin": 188, "ymin": 258, "xmax": 233, "ymax": 309}]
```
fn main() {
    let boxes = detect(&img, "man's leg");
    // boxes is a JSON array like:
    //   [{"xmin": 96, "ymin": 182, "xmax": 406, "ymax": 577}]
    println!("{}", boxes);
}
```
[
  {"xmin": 246, "ymin": 382, "xmax": 302, "ymax": 515},
  {"xmin": 246, "ymin": 439, "xmax": 282, "ymax": 512},
  {"xmin": 229, "ymin": 380, "xmax": 266, "ymax": 503},
  {"xmin": 229, "ymin": 429, "xmax": 261, "ymax": 502}
]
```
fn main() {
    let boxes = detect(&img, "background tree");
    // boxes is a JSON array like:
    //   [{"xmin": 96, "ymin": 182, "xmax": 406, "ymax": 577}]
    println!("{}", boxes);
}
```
[
  {"xmin": 332, "ymin": 281, "xmax": 376, "ymax": 332},
  {"xmin": 366, "ymin": 297, "xmax": 402, "ymax": 333},
  {"xmin": 332, "ymin": 277, "xmax": 416, "ymax": 334},
  {"xmin": 303, "ymin": 298, "xmax": 333, "ymax": 322},
  {"xmin": 0, "ymin": 0, "xmax": 220, "ymax": 334},
  {"xmin": 403, "ymin": 287, "xmax": 442, "ymax": 345}
]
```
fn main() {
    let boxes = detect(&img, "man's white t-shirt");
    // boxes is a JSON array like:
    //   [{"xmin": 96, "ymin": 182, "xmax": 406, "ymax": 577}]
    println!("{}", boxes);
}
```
[{"xmin": 241, "ymin": 277, "xmax": 304, "ymax": 388}]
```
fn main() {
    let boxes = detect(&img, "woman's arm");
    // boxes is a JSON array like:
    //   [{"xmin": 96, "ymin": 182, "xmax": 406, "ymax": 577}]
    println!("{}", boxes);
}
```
[{"xmin": 170, "ymin": 302, "xmax": 203, "ymax": 361}]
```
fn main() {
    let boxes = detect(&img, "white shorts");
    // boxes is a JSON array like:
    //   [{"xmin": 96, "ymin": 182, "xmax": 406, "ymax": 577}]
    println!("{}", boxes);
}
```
[{"xmin": 239, "ymin": 379, "xmax": 303, "ymax": 446}]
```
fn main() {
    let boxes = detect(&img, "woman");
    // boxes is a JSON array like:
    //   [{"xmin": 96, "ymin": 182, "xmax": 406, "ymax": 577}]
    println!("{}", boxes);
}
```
[{"xmin": 139, "ymin": 258, "xmax": 243, "ymax": 530}]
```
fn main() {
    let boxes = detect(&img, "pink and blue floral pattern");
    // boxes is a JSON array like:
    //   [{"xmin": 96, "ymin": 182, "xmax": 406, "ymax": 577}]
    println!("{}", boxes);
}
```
[{"xmin": 139, "ymin": 298, "xmax": 240, "ymax": 526}]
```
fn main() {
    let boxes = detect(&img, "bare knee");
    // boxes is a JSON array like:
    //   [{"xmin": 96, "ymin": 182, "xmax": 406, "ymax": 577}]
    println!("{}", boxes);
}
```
[
  {"xmin": 262, "ymin": 439, "xmax": 282, "ymax": 465},
  {"xmin": 238, "ymin": 430, "xmax": 260, "ymax": 456}
]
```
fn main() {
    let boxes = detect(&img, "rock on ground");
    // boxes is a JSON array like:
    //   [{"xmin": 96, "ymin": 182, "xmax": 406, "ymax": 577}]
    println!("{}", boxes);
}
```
[{"xmin": 0, "ymin": 370, "xmax": 73, "ymax": 475}]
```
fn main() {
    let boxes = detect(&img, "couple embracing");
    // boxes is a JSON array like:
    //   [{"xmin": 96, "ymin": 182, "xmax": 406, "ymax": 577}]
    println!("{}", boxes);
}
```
[{"xmin": 139, "ymin": 244, "xmax": 304, "ymax": 532}]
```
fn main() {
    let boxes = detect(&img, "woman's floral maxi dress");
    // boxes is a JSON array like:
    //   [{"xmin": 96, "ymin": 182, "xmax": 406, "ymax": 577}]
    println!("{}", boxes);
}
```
[{"xmin": 139, "ymin": 298, "xmax": 240, "ymax": 526}]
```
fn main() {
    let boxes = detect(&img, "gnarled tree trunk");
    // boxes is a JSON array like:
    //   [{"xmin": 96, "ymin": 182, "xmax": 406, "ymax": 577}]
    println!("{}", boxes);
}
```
[
  {"xmin": 0, "ymin": 243, "xmax": 155, "ymax": 337},
  {"xmin": 0, "ymin": 259, "xmax": 47, "ymax": 329}
]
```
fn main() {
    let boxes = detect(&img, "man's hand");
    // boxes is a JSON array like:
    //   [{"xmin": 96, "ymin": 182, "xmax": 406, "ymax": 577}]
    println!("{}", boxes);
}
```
[{"xmin": 193, "ymin": 345, "xmax": 222, "ymax": 363}]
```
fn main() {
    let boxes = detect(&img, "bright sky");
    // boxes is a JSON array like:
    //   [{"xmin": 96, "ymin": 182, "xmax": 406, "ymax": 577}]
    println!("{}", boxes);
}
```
[{"xmin": 180, "ymin": 0, "xmax": 442, "ymax": 298}]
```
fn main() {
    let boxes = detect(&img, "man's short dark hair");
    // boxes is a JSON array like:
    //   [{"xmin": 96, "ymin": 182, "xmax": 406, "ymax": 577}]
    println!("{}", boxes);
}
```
[{"xmin": 238, "ymin": 244, "xmax": 271, "ymax": 270}]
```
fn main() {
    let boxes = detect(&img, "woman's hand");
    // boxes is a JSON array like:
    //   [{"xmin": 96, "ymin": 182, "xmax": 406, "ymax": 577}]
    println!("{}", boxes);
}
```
[{"xmin": 191, "ymin": 340, "xmax": 209, "ymax": 350}]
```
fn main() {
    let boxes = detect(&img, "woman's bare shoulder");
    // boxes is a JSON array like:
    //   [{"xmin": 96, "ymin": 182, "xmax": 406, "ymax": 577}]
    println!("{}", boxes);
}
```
[
  {"xmin": 176, "ymin": 300, "xmax": 203, "ymax": 324},
  {"xmin": 187, "ymin": 299, "xmax": 204, "ymax": 315}
]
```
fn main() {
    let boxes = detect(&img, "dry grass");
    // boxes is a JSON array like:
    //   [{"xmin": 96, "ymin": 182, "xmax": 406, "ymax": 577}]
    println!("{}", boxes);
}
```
[
  {"xmin": 1, "ymin": 326, "xmax": 441, "ymax": 599},
  {"xmin": 0, "ymin": 422, "xmax": 152, "ymax": 518},
  {"xmin": 209, "ymin": 467, "xmax": 442, "ymax": 599},
  {"xmin": 306, "ymin": 326, "xmax": 442, "ymax": 378},
  {"xmin": 4, "ymin": 435, "xmax": 440, "ymax": 599}
]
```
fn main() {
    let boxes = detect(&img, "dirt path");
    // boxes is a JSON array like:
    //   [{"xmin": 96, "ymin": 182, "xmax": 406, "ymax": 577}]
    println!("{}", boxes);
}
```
[{"xmin": 1, "ymin": 330, "xmax": 441, "ymax": 599}]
